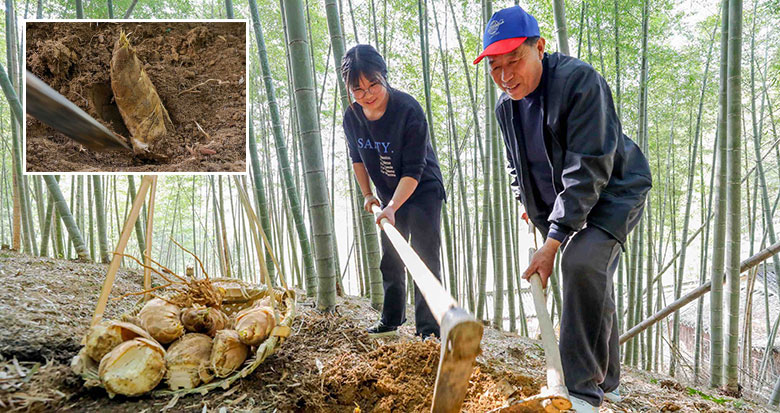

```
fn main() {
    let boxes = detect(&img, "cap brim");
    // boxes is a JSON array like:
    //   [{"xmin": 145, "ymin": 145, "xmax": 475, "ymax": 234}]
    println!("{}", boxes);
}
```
[{"xmin": 473, "ymin": 37, "xmax": 527, "ymax": 64}]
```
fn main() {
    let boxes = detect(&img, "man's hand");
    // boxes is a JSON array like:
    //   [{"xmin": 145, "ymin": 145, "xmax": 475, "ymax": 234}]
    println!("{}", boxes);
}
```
[
  {"xmin": 521, "ymin": 211, "xmax": 529, "ymax": 224},
  {"xmin": 375, "ymin": 205, "xmax": 397, "ymax": 226},
  {"xmin": 363, "ymin": 194, "xmax": 380, "ymax": 213},
  {"xmin": 522, "ymin": 238, "xmax": 562, "ymax": 289}
]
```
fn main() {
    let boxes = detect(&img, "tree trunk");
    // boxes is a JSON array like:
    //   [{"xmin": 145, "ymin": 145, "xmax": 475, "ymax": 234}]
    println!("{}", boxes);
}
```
[
  {"xmin": 4, "ymin": 0, "xmax": 28, "ymax": 256},
  {"xmin": 671, "ymin": 85, "xmax": 705, "ymax": 377},
  {"xmin": 249, "ymin": 0, "xmax": 317, "ymax": 296},
  {"xmin": 127, "ymin": 176, "xmax": 146, "ymax": 255},
  {"xmin": 476, "ymin": 0, "xmax": 492, "ymax": 322},
  {"xmin": 43, "ymin": 176, "xmax": 88, "ymax": 261},
  {"xmin": 770, "ymin": 375, "xmax": 780, "ymax": 406},
  {"xmin": 748, "ymin": 6, "xmax": 780, "ymax": 304},
  {"xmin": 0, "ymin": 63, "xmax": 22, "ymax": 125},
  {"xmin": 645, "ymin": 197, "xmax": 653, "ymax": 371},
  {"xmin": 224, "ymin": 0, "xmax": 234, "ymax": 18},
  {"xmin": 249, "ymin": 115, "xmax": 276, "ymax": 279},
  {"xmin": 576, "ymin": 1, "xmax": 586, "ymax": 58},
  {"xmin": 123, "ymin": 0, "xmax": 139, "ymax": 19},
  {"xmin": 490, "ymin": 93, "xmax": 504, "ymax": 330},
  {"xmin": 283, "ymin": 0, "xmax": 337, "ymax": 311},
  {"xmin": 93, "ymin": 176, "xmax": 109, "ymax": 263},
  {"xmin": 693, "ymin": 21, "xmax": 718, "ymax": 383},
  {"xmin": 88, "ymin": 177, "xmax": 95, "ymax": 261},
  {"xmin": 551, "ymin": 0, "xmax": 570, "ymax": 55},
  {"xmin": 323, "ymin": 0, "xmax": 383, "ymax": 309},
  {"xmin": 709, "ymin": 0, "xmax": 730, "ymax": 388},
  {"xmin": 723, "ymin": 0, "xmax": 742, "ymax": 393}
]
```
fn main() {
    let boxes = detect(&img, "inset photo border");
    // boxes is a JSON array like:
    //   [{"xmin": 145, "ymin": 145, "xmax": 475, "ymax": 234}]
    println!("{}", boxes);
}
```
[{"xmin": 23, "ymin": 19, "xmax": 248, "ymax": 174}]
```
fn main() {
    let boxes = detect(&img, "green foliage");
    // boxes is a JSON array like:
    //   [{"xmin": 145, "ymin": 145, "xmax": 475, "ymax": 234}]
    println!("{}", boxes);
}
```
[{"xmin": 686, "ymin": 387, "xmax": 731, "ymax": 405}]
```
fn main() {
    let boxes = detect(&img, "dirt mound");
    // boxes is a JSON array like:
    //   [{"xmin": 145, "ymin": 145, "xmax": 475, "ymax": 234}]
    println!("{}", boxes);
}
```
[
  {"xmin": 25, "ymin": 22, "xmax": 246, "ymax": 172},
  {"xmin": 324, "ymin": 340, "xmax": 438, "ymax": 410},
  {"xmin": 323, "ymin": 340, "xmax": 540, "ymax": 412}
]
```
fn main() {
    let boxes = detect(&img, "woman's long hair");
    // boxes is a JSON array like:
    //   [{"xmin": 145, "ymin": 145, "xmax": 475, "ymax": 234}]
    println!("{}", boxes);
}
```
[{"xmin": 340, "ymin": 44, "xmax": 390, "ymax": 110}]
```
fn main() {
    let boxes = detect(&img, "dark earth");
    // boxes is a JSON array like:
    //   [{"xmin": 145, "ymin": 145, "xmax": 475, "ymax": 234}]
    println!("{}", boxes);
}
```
[
  {"xmin": 25, "ymin": 22, "xmax": 246, "ymax": 172},
  {"xmin": 0, "ymin": 250, "xmax": 768, "ymax": 412}
]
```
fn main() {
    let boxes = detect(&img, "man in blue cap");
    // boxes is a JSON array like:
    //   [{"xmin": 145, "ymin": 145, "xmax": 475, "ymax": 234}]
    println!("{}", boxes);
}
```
[{"xmin": 474, "ymin": 5, "xmax": 652, "ymax": 412}]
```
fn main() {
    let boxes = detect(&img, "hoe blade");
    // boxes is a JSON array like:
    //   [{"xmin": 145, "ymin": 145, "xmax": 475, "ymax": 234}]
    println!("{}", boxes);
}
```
[
  {"xmin": 26, "ymin": 71, "xmax": 130, "ymax": 152},
  {"xmin": 431, "ymin": 307, "xmax": 483, "ymax": 413}
]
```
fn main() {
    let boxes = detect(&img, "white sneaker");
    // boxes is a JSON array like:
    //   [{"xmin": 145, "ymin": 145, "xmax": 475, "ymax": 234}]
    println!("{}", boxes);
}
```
[
  {"xmin": 604, "ymin": 388, "xmax": 622, "ymax": 403},
  {"xmin": 568, "ymin": 395, "xmax": 598, "ymax": 412}
]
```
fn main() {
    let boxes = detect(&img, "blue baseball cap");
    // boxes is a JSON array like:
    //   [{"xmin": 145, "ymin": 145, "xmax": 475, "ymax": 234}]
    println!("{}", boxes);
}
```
[{"xmin": 473, "ymin": 6, "xmax": 540, "ymax": 64}]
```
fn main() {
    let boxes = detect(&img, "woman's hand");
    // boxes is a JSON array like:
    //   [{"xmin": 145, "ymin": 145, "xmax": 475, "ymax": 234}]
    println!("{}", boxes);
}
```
[
  {"xmin": 375, "ymin": 205, "xmax": 397, "ymax": 226},
  {"xmin": 363, "ymin": 194, "xmax": 380, "ymax": 213}
]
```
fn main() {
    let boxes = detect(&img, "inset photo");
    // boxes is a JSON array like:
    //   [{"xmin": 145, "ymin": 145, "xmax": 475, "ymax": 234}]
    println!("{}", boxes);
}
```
[{"xmin": 24, "ymin": 21, "xmax": 247, "ymax": 173}]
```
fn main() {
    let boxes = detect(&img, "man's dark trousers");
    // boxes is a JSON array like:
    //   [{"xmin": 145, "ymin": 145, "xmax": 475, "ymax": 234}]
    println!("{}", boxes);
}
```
[
  {"xmin": 378, "ymin": 189, "xmax": 442, "ymax": 338},
  {"xmin": 559, "ymin": 225, "xmax": 626, "ymax": 407}
]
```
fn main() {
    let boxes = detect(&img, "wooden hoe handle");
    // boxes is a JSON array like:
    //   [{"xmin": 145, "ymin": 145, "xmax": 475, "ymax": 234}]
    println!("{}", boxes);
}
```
[
  {"xmin": 371, "ymin": 205, "xmax": 482, "ymax": 413},
  {"xmin": 371, "ymin": 204, "xmax": 456, "ymax": 324},
  {"xmin": 528, "ymin": 272, "xmax": 570, "ymax": 410}
]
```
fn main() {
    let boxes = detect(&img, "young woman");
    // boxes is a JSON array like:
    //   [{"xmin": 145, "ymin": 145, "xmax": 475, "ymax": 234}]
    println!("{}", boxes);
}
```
[{"xmin": 341, "ymin": 44, "xmax": 445, "ymax": 339}]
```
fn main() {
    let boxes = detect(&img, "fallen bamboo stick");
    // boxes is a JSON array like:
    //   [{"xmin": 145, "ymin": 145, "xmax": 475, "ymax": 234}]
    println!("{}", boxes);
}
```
[
  {"xmin": 619, "ymin": 240, "xmax": 780, "ymax": 344},
  {"xmin": 91, "ymin": 176, "xmax": 154, "ymax": 327}
]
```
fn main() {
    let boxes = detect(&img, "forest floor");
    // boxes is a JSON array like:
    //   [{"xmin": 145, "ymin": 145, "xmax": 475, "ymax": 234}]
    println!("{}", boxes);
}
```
[
  {"xmin": 25, "ymin": 22, "xmax": 246, "ymax": 172},
  {"xmin": 0, "ymin": 250, "xmax": 770, "ymax": 412}
]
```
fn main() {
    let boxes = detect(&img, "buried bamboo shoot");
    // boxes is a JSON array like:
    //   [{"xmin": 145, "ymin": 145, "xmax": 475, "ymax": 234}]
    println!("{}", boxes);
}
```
[{"xmin": 110, "ymin": 31, "xmax": 172, "ymax": 154}]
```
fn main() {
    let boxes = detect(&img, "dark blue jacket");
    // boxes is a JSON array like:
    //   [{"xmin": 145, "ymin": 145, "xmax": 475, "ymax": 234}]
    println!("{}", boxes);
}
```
[
  {"xmin": 495, "ymin": 52, "xmax": 652, "ymax": 245},
  {"xmin": 344, "ymin": 89, "xmax": 444, "ymax": 205}
]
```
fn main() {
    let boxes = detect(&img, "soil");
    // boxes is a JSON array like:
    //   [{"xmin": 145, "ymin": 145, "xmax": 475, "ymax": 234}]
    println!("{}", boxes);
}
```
[
  {"xmin": 0, "ymin": 250, "xmax": 770, "ymax": 412},
  {"xmin": 25, "ymin": 22, "xmax": 246, "ymax": 172}
]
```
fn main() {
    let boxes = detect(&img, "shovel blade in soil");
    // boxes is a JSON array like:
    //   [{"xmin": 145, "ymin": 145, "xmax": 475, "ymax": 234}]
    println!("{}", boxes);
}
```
[
  {"xmin": 431, "ymin": 307, "xmax": 483, "ymax": 413},
  {"xmin": 26, "ymin": 71, "xmax": 131, "ymax": 152}
]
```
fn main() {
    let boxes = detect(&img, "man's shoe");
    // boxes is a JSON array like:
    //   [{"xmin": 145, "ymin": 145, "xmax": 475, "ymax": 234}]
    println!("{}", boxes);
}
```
[
  {"xmin": 567, "ymin": 395, "xmax": 598, "ymax": 412},
  {"xmin": 604, "ymin": 388, "xmax": 622, "ymax": 403},
  {"xmin": 366, "ymin": 321, "xmax": 398, "ymax": 338}
]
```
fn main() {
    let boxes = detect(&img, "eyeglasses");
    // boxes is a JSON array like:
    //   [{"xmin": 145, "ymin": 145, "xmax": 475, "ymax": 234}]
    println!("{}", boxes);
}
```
[{"xmin": 351, "ymin": 83, "xmax": 383, "ymax": 100}]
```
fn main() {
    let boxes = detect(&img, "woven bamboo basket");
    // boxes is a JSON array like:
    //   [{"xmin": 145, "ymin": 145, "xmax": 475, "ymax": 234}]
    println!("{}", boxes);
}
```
[{"xmin": 71, "ymin": 278, "xmax": 296, "ymax": 397}]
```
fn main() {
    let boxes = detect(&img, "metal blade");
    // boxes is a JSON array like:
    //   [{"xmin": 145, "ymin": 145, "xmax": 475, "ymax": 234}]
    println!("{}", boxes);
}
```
[
  {"xmin": 431, "ymin": 307, "xmax": 483, "ymax": 413},
  {"xmin": 26, "ymin": 71, "xmax": 130, "ymax": 151}
]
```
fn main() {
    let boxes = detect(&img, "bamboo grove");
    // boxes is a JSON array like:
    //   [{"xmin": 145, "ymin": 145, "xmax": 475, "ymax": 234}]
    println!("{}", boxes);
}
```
[{"xmin": 1, "ymin": 0, "xmax": 780, "ymax": 406}]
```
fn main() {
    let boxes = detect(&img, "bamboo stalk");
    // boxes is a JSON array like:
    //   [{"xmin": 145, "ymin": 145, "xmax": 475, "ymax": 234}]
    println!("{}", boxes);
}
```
[{"xmin": 143, "ymin": 177, "xmax": 157, "ymax": 301}]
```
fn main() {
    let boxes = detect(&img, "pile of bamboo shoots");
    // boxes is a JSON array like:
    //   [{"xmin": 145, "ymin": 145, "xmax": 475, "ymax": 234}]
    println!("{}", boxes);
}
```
[
  {"xmin": 72, "ymin": 286, "xmax": 278, "ymax": 397},
  {"xmin": 71, "ymin": 181, "xmax": 291, "ymax": 398}
]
